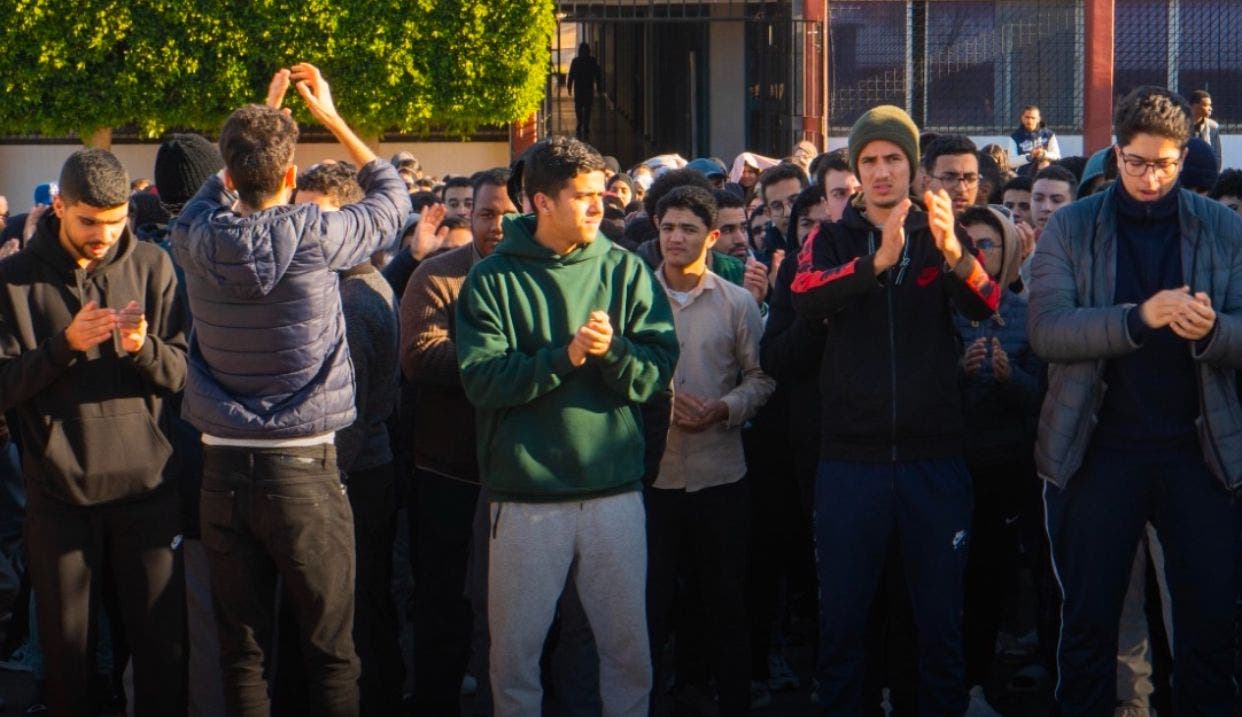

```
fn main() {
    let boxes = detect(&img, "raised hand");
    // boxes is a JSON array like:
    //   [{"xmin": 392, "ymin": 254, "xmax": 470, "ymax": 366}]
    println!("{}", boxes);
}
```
[
  {"xmin": 874, "ymin": 197, "xmax": 911, "ymax": 274},
  {"xmin": 924, "ymin": 189, "xmax": 963, "ymax": 266},
  {"xmin": 743, "ymin": 256, "xmax": 768, "ymax": 304},
  {"xmin": 290, "ymin": 63, "xmax": 339, "ymax": 127},
  {"xmin": 408, "ymin": 203, "xmax": 448, "ymax": 261},
  {"xmin": 64, "ymin": 301, "xmax": 117, "ymax": 352},
  {"xmin": 767, "ymin": 249, "xmax": 786, "ymax": 290},
  {"xmin": 265, "ymin": 68, "xmax": 292, "ymax": 115}
]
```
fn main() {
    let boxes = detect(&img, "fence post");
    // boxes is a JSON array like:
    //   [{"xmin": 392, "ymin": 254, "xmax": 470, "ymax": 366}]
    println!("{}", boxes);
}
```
[
  {"xmin": 1083, "ymin": 0, "xmax": 1115, "ymax": 154},
  {"xmin": 802, "ymin": 0, "xmax": 828, "ymax": 148}
]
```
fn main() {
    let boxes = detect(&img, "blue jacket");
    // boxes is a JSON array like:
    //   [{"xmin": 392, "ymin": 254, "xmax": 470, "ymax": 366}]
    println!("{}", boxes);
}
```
[
  {"xmin": 171, "ymin": 160, "xmax": 411, "ymax": 439},
  {"xmin": 1028, "ymin": 185, "xmax": 1242, "ymax": 490}
]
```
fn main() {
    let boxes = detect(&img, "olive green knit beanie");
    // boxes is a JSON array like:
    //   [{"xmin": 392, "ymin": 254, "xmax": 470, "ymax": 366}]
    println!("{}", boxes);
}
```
[{"xmin": 847, "ymin": 105, "xmax": 920, "ymax": 178}]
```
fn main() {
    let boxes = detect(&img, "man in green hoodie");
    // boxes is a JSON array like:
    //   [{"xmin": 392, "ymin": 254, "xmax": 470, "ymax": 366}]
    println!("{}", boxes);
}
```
[{"xmin": 456, "ymin": 136, "xmax": 678, "ymax": 717}]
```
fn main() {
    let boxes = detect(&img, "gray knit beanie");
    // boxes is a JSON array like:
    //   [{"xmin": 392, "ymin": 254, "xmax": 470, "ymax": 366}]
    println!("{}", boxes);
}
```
[{"xmin": 847, "ymin": 105, "xmax": 920, "ymax": 178}]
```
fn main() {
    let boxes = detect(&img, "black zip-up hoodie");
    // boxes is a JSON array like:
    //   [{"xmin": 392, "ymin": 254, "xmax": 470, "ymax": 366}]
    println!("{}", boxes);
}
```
[
  {"xmin": 0, "ymin": 212, "xmax": 187, "ymax": 505},
  {"xmin": 790, "ymin": 200, "xmax": 1000, "ymax": 462}
]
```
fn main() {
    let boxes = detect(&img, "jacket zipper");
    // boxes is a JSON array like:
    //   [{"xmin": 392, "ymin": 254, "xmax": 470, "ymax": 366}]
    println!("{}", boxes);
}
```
[{"xmin": 884, "ymin": 231, "xmax": 898, "ymax": 462}]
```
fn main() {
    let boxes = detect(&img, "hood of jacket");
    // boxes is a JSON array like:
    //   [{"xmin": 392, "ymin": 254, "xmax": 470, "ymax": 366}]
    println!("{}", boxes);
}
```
[{"xmin": 180, "ymin": 202, "xmax": 324, "ymax": 299}]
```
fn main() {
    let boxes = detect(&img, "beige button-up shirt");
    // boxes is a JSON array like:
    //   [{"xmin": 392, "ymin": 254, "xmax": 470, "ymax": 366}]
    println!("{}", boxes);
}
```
[{"xmin": 655, "ymin": 268, "xmax": 775, "ymax": 492}]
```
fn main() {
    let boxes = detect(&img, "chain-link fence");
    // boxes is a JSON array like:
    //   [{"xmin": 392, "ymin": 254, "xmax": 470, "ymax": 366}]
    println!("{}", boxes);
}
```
[
  {"xmin": 829, "ymin": 0, "xmax": 1240, "ymax": 134},
  {"xmin": 1114, "ymin": 0, "xmax": 1241, "ymax": 130}
]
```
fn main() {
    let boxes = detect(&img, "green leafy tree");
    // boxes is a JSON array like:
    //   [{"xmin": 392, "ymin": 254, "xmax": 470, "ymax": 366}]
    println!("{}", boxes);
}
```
[{"xmin": 0, "ymin": 0, "xmax": 554, "ymax": 138}]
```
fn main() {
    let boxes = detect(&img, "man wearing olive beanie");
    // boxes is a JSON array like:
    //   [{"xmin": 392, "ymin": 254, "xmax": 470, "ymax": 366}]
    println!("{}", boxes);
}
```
[{"xmin": 791, "ymin": 104, "xmax": 1001, "ymax": 716}]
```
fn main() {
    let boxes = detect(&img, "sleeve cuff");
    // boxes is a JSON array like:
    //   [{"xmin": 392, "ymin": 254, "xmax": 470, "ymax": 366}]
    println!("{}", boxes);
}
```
[
  {"xmin": 48, "ymin": 331, "xmax": 75, "ymax": 367},
  {"xmin": 721, "ymin": 394, "xmax": 744, "ymax": 429},
  {"xmin": 552, "ymin": 346, "xmax": 578, "ymax": 376},
  {"xmin": 1125, "ymin": 305, "xmax": 1148, "ymax": 346},
  {"xmin": 1193, "ymin": 321, "xmax": 1220, "ymax": 358},
  {"xmin": 129, "ymin": 338, "xmax": 157, "ymax": 367},
  {"xmin": 599, "ymin": 336, "xmax": 629, "ymax": 366}
]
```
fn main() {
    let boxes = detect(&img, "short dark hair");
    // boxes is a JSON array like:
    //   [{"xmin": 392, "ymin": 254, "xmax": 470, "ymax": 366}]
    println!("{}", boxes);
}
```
[
  {"xmin": 811, "ymin": 148, "xmax": 851, "ymax": 187},
  {"xmin": 1001, "ymin": 175, "xmax": 1033, "ymax": 194},
  {"xmin": 59, "ymin": 148, "xmax": 130, "ymax": 208},
  {"xmin": 218, "ymin": 104, "xmax": 299, "ymax": 208},
  {"xmin": 1114, "ymin": 86, "xmax": 1191, "ymax": 148},
  {"xmin": 523, "ymin": 136, "xmax": 606, "ymax": 202},
  {"xmin": 758, "ymin": 163, "xmax": 808, "ymax": 201},
  {"xmin": 409, "ymin": 190, "xmax": 441, "ymax": 214},
  {"xmin": 643, "ymin": 168, "xmax": 713, "ymax": 219},
  {"xmin": 439, "ymin": 216, "xmax": 471, "ymax": 232},
  {"xmin": 655, "ymin": 185, "xmax": 718, "ymax": 229},
  {"xmin": 441, "ymin": 175, "xmax": 473, "ymax": 199},
  {"xmin": 712, "ymin": 188, "xmax": 745, "ymax": 212},
  {"xmin": 919, "ymin": 132, "xmax": 940, "ymax": 152},
  {"xmin": 1033, "ymin": 165, "xmax": 1078, "ymax": 199},
  {"xmin": 1189, "ymin": 89, "xmax": 1211, "ymax": 105},
  {"xmin": 1210, "ymin": 169, "xmax": 1242, "ymax": 200},
  {"xmin": 297, "ymin": 162, "xmax": 363, "ymax": 206},
  {"xmin": 1053, "ymin": 156, "xmax": 1087, "ymax": 183},
  {"xmin": 472, "ymin": 167, "xmax": 510, "ymax": 202},
  {"xmin": 787, "ymin": 184, "xmax": 827, "ymax": 242},
  {"xmin": 921, "ymin": 134, "xmax": 978, "ymax": 171}
]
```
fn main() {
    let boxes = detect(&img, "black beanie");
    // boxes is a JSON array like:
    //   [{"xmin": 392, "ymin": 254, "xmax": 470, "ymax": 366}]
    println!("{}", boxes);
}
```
[{"xmin": 154, "ymin": 133, "xmax": 224, "ymax": 211}]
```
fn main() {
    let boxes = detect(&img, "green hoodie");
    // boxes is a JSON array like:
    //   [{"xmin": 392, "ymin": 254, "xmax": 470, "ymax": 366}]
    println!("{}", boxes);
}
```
[{"xmin": 456, "ymin": 214, "xmax": 679, "ymax": 501}]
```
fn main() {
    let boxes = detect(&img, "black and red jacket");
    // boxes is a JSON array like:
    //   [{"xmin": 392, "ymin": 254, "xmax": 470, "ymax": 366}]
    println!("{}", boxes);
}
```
[{"xmin": 790, "ymin": 200, "xmax": 1000, "ymax": 463}]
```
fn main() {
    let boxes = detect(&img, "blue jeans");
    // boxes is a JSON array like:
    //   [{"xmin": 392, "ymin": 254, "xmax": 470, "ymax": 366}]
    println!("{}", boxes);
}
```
[{"xmin": 813, "ymin": 459, "xmax": 972, "ymax": 717}]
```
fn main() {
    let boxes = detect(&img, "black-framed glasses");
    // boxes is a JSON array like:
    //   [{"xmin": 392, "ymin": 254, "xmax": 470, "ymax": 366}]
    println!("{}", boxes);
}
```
[
  {"xmin": 933, "ymin": 173, "xmax": 980, "ymax": 187},
  {"xmin": 1118, "ymin": 151, "xmax": 1182, "ymax": 179}
]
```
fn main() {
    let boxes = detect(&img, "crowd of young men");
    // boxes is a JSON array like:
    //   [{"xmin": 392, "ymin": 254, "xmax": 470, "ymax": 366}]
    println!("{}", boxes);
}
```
[{"xmin": 0, "ymin": 66, "xmax": 1239, "ymax": 717}]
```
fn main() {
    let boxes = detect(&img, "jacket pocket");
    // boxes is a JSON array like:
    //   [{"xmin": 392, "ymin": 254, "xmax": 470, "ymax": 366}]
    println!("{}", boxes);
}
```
[{"xmin": 41, "ymin": 411, "xmax": 173, "ymax": 503}]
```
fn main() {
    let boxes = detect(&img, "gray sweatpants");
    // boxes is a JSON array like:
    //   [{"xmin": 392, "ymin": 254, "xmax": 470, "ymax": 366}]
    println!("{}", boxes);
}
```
[{"xmin": 488, "ymin": 491, "xmax": 650, "ymax": 717}]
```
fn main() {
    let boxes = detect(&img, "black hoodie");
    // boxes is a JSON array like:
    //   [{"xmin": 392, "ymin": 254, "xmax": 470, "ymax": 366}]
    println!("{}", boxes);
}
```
[
  {"xmin": 791, "ymin": 200, "xmax": 1000, "ymax": 462},
  {"xmin": 0, "ymin": 212, "xmax": 187, "ymax": 505}
]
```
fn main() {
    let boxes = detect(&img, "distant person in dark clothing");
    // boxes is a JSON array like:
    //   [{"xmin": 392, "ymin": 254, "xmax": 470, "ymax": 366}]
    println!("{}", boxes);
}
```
[{"xmin": 567, "ymin": 43, "xmax": 602, "ymax": 140}]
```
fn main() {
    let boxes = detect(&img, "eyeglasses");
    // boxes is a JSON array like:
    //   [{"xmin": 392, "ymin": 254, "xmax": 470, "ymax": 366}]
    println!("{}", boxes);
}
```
[
  {"xmin": 767, "ymin": 198, "xmax": 797, "ymax": 214},
  {"xmin": 933, "ymin": 173, "xmax": 980, "ymax": 187},
  {"xmin": 1119, "ymin": 152, "xmax": 1182, "ymax": 179}
]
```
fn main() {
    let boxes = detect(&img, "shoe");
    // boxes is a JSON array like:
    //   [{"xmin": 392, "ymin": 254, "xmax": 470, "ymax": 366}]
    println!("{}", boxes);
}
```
[
  {"xmin": 966, "ymin": 685, "xmax": 1002, "ymax": 717},
  {"xmin": 766, "ymin": 652, "xmax": 800, "ymax": 691},
  {"xmin": 749, "ymin": 681, "xmax": 772, "ymax": 709},
  {"xmin": 461, "ymin": 673, "xmax": 478, "ymax": 696},
  {"xmin": 1004, "ymin": 663, "xmax": 1049, "ymax": 694},
  {"xmin": 1114, "ymin": 706, "xmax": 1156, "ymax": 717}
]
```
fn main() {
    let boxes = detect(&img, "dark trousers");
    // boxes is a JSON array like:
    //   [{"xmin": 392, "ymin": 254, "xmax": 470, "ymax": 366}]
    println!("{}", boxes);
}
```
[
  {"xmin": 814, "ymin": 458, "xmax": 972, "ymax": 717},
  {"xmin": 962, "ymin": 460, "xmax": 1030, "ymax": 686},
  {"xmin": 1044, "ymin": 444, "xmax": 1239, "ymax": 716},
  {"xmin": 412, "ymin": 469, "xmax": 479, "ymax": 716},
  {"xmin": 574, "ymin": 96, "xmax": 594, "ymax": 139},
  {"xmin": 861, "ymin": 541, "xmax": 917, "ymax": 717},
  {"xmin": 646, "ymin": 480, "xmax": 751, "ymax": 716},
  {"xmin": 25, "ymin": 482, "xmax": 186, "ymax": 717},
  {"xmin": 201, "ymin": 444, "xmax": 359, "ymax": 717}
]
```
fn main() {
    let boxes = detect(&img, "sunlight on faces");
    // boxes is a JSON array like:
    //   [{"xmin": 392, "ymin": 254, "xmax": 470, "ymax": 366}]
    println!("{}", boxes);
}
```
[
  {"xmin": 1115, "ymin": 133, "xmax": 1184, "ymax": 203},
  {"xmin": 714, "ymin": 206, "xmax": 749, "ymax": 260},
  {"xmin": 536, "ymin": 170, "xmax": 607, "ymax": 248},
  {"xmin": 1021, "ymin": 108, "xmax": 1041, "ymax": 132},
  {"xmin": 856, "ymin": 140, "xmax": 910, "ymax": 210},
  {"xmin": 927, "ymin": 153, "xmax": 979, "ymax": 215},
  {"xmin": 659, "ymin": 207, "xmax": 717, "ymax": 271},
  {"xmin": 822, "ymin": 169, "xmax": 860, "ymax": 222},
  {"xmin": 1032, "ymin": 178, "xmax": 1073, "ymax": 230},
  {"xmin": 764, "ymin": 178, "xmax": 802, "ymax": 236},
  {"xmin": 444, "ymin": 185, "xmax": 474, "ymax": 221},
  {"xmin": 472, "ymin": 183, "xmax": 517, "ymax": 258},
  {"xmin": 53, "ymin": 195, "xmax": 128, "ymax": 268},
  {"xmin": 1002, "ymin": 189, "xmax": 1031, "ymax": 226},
  {"xmin": 740, "ymin": 164, "xmax": 760, "ymax": 188}
]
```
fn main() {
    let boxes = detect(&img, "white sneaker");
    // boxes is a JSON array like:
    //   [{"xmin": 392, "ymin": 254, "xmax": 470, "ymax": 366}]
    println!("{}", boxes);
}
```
[{"xmin": 965, "ymin": 685, "xmax": 1002, "ymax": 717}]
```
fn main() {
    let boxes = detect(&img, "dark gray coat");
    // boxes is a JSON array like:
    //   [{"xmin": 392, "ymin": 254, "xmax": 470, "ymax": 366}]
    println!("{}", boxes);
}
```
[{"xmin": 1028, "ymin": 185, "xmax": 1242, "ymax": 490}]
